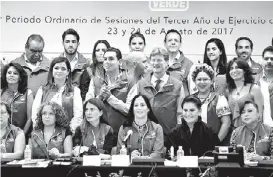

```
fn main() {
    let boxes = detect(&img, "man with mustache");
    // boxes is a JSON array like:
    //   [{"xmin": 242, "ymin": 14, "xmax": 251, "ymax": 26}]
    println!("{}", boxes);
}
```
[
  {"xmin": 259, "ymin": 46, "xmax": 273, "ymax": 127},
  {"xmin": 235, "ymin": 37, "xmax": 262, "ymax": 83},
  {"xmin": 12, "ymin": 34, "xmax": 50, "ymax": 97},
  {"xmin": 164, "ymin": 29, "xmax": 194, "ymax": 95},
  {"xmin": 60, "ymin": 28, "xmax": 87, "ymax": 87}
]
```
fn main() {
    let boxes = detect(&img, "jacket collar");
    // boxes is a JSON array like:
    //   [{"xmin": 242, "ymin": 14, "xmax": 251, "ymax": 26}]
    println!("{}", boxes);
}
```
[
  {"xmin": 60, "ymin": 52, "xmax": 87, "ymax": 70},
  {"xmin": 142, "ymin": 72, "xmax": 174, "ymax": 93},
  {"xmin": 16, "ymin": 53, "xmax": 50, "ymax": 72}
]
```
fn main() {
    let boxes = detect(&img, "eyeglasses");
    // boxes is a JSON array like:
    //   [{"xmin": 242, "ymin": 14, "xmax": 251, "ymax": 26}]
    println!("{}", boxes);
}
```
[{"xmin": 264, "ymin": 57, "xmax": 273, "ymax": 61}]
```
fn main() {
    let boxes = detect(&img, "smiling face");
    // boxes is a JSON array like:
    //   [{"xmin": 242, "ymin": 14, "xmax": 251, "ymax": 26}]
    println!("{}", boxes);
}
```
[
  {"xmin": 52, "ymin": 62, "xmax": 69, "ymax": 81},
  {"xmin": 206, "ymin": 42, "xmax": 222, "ymax": 62},
  {"xmin": 95, "ymin": 43, "xmax": 108, "ymax": 63},
  {"xmin": 129, "ymin": 37, "xmax": 145, "ymax": 52},
  {"xmin": 85, "ymin": 102, "xmax": 102, "ymax": 123},
  {"xmin": 241, "ymin": 103, "xmax": 259, "ymax": 125},
  {"xmin": 133, "ymin": 96, "xmax": 150, "ymax": 120},
  {"xmin": 229, "ymin": 62, "xmax": 244, "ymax": 81},
  {"xmin": 6, "ymin": 66, "xmax": 20, "ymax": 85},
  {"xmin": 236, "ymin": 39, "xmax": 252, "ymax": 61},
  {"xmin": 63, "ymin": 34, "xmax": 79, "ymax": 56},
  {"xmin": 42, "ymin": 105, "xmax": 56, "ymax": 126},
  {"xmin": 150, "ymin": 54, "xmax": 168, "ymax": 74},
  {"xmin": 0, "ymin": 105, "xmax": 10, "ymax": 128},
  {"xmin": 182, "ymin": 102, "xmax": 200, "ymax": 125},
  {"xmin": 164, "ymin": 32, "xmax": 181, "ymax": 53},
  {"xmin": 103, "ymin": 51, "xmax": 120, "ymax": 72},
  {"xmin": 195, "ymin": 71, "xmax": 212, "ymax": 93}
]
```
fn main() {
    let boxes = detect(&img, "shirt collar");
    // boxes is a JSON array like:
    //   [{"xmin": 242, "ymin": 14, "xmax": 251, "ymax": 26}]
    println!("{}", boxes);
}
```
[
  {"xmin": 151, "ymin": 73, "xmax": 168, "ymax": 84},
  {"xmin": 24, "ymin": 54, "xmax": 41, "ymax": 65},
  {"xmin": 63, "ymin": 52, "xmax": 79, "ymax": 62}
]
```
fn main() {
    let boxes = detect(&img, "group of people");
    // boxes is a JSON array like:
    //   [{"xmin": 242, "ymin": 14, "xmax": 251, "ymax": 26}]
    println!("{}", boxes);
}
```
[{"xmin": 1, "ymin": 28, "xmax": 273, "ymax": 162}]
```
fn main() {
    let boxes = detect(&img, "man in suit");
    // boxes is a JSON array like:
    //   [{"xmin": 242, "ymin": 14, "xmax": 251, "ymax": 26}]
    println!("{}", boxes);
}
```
[{"xmin": 235, "ymin": 37, "xmax": 262, "ymax": 83}]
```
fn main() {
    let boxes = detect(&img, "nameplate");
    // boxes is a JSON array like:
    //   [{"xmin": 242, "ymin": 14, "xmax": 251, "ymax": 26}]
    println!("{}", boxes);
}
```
[
  {"xmin": 219, "ymin": 146, "xmax": 229, "ymax": 154},
  {"xmin": 178, "ymin": 156, "xmax": 198, "ymax": 167},
  {"xmin": 83, "ymin": 155, "xmax": 101, "ymax": 166},
  {"xmin": 111, "ymin": 155, "xmax": 130, "ymax": 166}
]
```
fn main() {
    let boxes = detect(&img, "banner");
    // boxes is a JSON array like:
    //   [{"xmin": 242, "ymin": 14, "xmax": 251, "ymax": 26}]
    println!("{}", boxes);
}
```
[{"xmin": 1, "ymin": 1, "xmax": 273, "ymax": 62}]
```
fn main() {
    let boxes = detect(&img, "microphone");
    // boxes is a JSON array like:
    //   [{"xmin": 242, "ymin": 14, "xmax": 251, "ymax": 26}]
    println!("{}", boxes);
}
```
[{"xmin": 123, "ymin": 130, "xmax": 133, "ymax": 142}]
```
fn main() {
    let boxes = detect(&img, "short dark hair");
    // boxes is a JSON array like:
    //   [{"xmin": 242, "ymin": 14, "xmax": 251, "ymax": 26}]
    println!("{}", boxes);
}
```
[
  {"xmin": 203, "ymin": 38, "xmax": 227, "ymax": 74},
  {"xmin": 164, "ymin": 29, "xmax": 182, "ymax": 43},
  {"xmin": 124, "ymin": 95, "xmax": 158, "ymax": 127},
  {"xmin": 226, "ymin": 58, "xmax": 254, "ymax": 92},
  {"xmin": 240, "ymin": 100, "xmax": 259, "ymax": 114},
  {"xmin": 1, "ymin": 62, "xmax": 28, "ymax": 94},
  {"xmin": 25, "ymin": 34, "xmax": 45, "ymax": 49},
  {"xmin": 235, "ymin": 37, "xmax": 253, "ymax": 50},
  {"xmin": 105, "ymin": 47, "xmax": 122, "ymax": 60},
  {"xmin": 62, "ymin": 28, "xmax": 80, "ymax": 42},
  {"xmin": 262, "ymin": 46, "xmax": 273, "ymax": 58},
  {"xmin": 129, "ymin": 32, "xmax": 146, "ymax": 46},
  {"xmin": 181, "ymin": 95, "xmax": 202, "ymax": 110}
]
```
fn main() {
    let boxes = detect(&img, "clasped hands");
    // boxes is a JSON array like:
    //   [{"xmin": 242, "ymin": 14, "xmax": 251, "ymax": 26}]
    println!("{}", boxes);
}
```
[
  {"xmin": 98, "ymin": 86, "xmax": 112, "ymax": 101},
  {"xmin": 48, "ymin": 148, "xmax": 61, "ymax": 159}
]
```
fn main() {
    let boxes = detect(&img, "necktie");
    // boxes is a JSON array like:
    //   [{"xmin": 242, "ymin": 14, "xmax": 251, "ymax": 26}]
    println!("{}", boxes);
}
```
[
  {"xmin": 247, "ymin": 132, "xmax": 256, "ymax": 153},
  {"xmin": 155, "ymin": 79, "xmax": 162, "ymax": 92}
]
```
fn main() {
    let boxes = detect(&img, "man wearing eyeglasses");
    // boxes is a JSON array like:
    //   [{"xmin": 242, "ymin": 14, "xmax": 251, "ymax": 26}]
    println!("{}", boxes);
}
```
[
  {"xmin": 12, "ymin": 34, "xmax": 50, "ymax": 97},
  {"xmin": 258, "ymin": 46, "xmax": 273, "ymax": 127}
]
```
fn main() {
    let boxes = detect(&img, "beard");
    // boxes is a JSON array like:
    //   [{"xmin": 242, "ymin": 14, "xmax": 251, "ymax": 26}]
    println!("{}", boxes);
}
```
[{"xmin": 65, "ymin": 48, "xmax": 77, "ymax": 56}]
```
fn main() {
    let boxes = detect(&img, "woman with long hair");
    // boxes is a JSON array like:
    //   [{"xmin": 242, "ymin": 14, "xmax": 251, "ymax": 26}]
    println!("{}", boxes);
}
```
[
  {"xmin": 230, "ymin": 101, "xmax": 273, "ymax": 160},
  {"xmin": 226, "ymin": 58, "xmax": 264, "ymax": 128},
  {"xmin": 167, "ymin": 95, "xmax": 220, "ymax": 157},
  {"xmin": 117, "ymin": 95, "xmax": 164, "ymax": 158},
  {"xmin": 79, "ymin": 40, "xmax": 111, "ymax": 100},
  {"xmin": 72, "ymin": 98, "xmax": 115, "ymax": 156},
  {"xmin": 31, "ymin": 102, "xmax": 72, "ymax": 159},
  {"xmin": 32, "ymin": 57, "xmax": 83, "ymax": 133},
  {"xmin": 191, "ymin": 63, "xmax": 231, "ymax": 144},
  {"xmin": 0, "ymin": 102, "xmax": 25, "ymax": 160},
  {"xmin": 1, "ymin": 62, "xmax": 33, "ymax": 136},
  {"xmin": 203, "ymin": 38, "xmax": 228, "ymax": 94}
]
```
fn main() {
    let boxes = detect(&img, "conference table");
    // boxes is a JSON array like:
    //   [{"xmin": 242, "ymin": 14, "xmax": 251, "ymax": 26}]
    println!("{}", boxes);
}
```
[{"xmin": 2, "ymin": 162, "xmax": 273, "ymax": 177}]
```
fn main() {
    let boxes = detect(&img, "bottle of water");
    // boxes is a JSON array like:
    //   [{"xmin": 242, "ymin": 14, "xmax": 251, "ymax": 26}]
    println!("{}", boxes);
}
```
[
  {"xmin": 120, "ymin": 145, "xmax": 127, "ymax": 155},
  {"xmin": 24, "ymin": 145, "xmax": 32, "ymax": 161},
  {"xmin": 177, "ymin": 146, "xmax": 184, "ymax": 164}
]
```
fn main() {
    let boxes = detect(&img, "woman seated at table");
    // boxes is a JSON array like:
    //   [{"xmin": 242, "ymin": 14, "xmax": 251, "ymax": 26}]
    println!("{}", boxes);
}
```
[
  {"xmin": 31, "ymin": 102, "xmax": 72, "ymax": 159},
  {"xmin": 72, "ymin": 98, "xmax": 115, "ymax": 156},
  {"xmin": 117, "ymin": 95, "xmax": 164, "ymax": 158},
  {"xmin": 0, "ymin": 102, "xmax": 25, "ymax": 160},
  {"xmin": 191, "ymin": 63, "xmax": 231, "ymax": 144},
  {"xmin": 230, "ymin": 100, "xmax": 273, "ymax": 160},
  {"xmin": 167, "ymin": 95, "xmax": 220, "ymax": 157}
]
